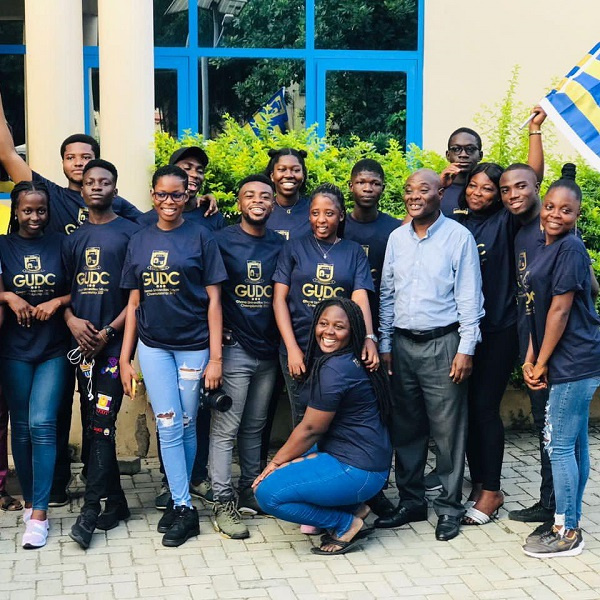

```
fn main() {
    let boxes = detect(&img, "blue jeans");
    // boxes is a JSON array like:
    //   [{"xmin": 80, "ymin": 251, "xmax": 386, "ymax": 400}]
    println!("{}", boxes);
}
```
[
  {"xmin": 255, "ymin": 452, "xmax": 387, "ymax": 537},
  {"xmin": 138, "ymin": 341, "xmax": 208, "ymax": 507},
  {"xmin": 544, "ymin": 377, "xmax": 600, "ymax": 529},
  {"xmin": 210, "ymin": 342, "xmax": 277, "ymax": 501},
  {"xmin": 0, "ymin": 356, "xmax": 69, "ymax": 511}
]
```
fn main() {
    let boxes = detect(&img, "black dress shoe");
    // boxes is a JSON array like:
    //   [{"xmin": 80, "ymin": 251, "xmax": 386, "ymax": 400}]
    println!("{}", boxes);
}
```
[
  {"xmin": 366, "ymin": 490, "xmax": 395, "ymax": 518},
  {"xmin": 435, "ymin": 514, "xmax": 461, "ymax": 541},
  {"xmin": 374, "ymin": 504, "xmax": 428, "ymax": 529}
]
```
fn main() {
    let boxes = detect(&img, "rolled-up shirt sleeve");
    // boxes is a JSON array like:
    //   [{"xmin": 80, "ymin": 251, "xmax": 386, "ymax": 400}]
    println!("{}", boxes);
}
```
[
  {"xmin": 378, "ymin": 236, "xmax": 396, "ymax": 354},
  {"xmin": 453, "ymin": 233, "xmax": 484, "ymax": 355}
]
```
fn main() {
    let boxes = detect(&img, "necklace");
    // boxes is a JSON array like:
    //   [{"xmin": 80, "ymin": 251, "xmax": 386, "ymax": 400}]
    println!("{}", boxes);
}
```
[
  {"xmin": 313, "ymin": 235, "xmax": 340, "ymax": 259},
  {"xmin": 275, "ymin": 196, "xmax": 299, "ymax": 214}
]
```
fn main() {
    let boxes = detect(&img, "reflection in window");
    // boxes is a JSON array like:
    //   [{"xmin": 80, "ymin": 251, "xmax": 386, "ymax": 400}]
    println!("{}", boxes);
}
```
[
  {"xmin": 315, "ymin": 0, "xmax": 418, "ymax": 51},
  {"xmin": 0, "ymin": 55, "xmax": 25, "ymax": 146},
  {"xmin": 198, "ymin": 58, "xmax": 304, "ymax": 135},
  {"xmin": 154, "ymin": 0, "xmax": 188, "ymax": 47},
  {"xmin": 0, "ymin": 19, "xmax": 24, "ymax": 45},
  {"xmin": 326, "ymin": 71, "xmax": 407, "ymax": 150},
  {"xmin": 155, "ymin": 70, "xmax": 179, "ymax": 137}
]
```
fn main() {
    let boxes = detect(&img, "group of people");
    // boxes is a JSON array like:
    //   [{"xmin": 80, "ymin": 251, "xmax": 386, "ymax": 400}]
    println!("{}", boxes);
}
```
[{"xmin": 0, "ymin": 89, "xmax": 599, "ymax": 559}]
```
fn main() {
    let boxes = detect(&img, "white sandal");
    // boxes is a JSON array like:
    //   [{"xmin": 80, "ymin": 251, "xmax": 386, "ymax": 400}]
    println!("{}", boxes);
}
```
[
  {"xmin": 462, "ymin": 505, "xmax": 501, "ymax": 526},
  {"xmin": 22, "ymin": 518, "xmax": 49, "ymax": 549}
]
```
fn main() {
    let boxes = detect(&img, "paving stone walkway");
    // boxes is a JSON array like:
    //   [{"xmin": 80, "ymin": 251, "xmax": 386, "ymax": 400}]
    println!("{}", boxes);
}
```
[{"xmin": 1, "ymin": 428, "xmax": 600, "ymax": 600}]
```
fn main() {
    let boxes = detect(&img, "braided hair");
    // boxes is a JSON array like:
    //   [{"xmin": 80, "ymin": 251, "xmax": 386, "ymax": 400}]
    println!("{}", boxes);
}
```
[
  {"xmin": 303, "ymin": 297, "xmax": 392, "ymax": 424},
  {"xmin": 310, "ymin": 183, "xmax": 347, "ymax": 238},
  {"xmin": 8, "ymin": 180, "xmax": 50, "ymax": 234}
]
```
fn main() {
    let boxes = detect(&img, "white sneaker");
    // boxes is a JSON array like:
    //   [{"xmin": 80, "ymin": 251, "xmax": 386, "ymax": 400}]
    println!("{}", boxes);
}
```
[
  {"xmin": 23, "ymin": 508, "xmax": 33, "ymax": 524},
  {"xmin": 22, "ymin": 518, "xmax": 49, "ymax": 549}
]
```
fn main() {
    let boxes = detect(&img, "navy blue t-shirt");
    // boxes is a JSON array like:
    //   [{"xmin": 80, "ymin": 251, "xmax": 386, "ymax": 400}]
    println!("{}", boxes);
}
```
[
  {"xmin": 266, "ymin": 196, "xmax": 311, "ymax": 241},
  {"xmin": 301, "ymin": 352, "xmax": 392, "ymax": 472},
  {"xmin": 460, "ymin": 208, "xmax": 519, "ymax": 333},
  {"xmin": 0, "ymin": 232, "xmax": 69, "ymax": 362},
  {"xmin": 137, "ymin": 204, "xmax": 227, "ymax": 232},
  {"xmin": 514, "ymin": 216, "xmax": 546, "ymax": 360},
  {"xmin": 63, "ymin": 217, "xmax": 140, "ymax": 356},
  {"xmin": 120, "ymin": 220, "xmax": 227, "ymax": 351},
  {"xmin": 344, "ymin": 211, "xmax": 401, "ymax": 331},
  {"xmin": 33, "ymin": 172, "xmax": 142, "ymax": 235},
  {"xmin": 214, "ymin": 225, "xmax": 284, "ymax": 360},
  {"xmin": 441, "ymin": 182, "xmax": 468, "ymax": 218},
  {"xmin": 524, "ymin": 233, "xmax": 600, "ymax": 384},
  {"xmin": 273, "ymin": 235, "xmax": 374, "ymax": 352}
]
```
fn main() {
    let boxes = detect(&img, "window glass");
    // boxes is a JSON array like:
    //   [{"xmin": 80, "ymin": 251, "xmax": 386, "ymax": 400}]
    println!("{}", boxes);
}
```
[
  {"xmin": 155, "ymin": 69, "xmax": 179, "ymax": 137},
  {"xmin": 0, "ymin": 55, "xmax": 25, "ymax": 147},
  {"xmin": 0, "ymin": 20, "xmax": 24, "ymax": 45},
  {"xmin": 315, "ymin": 0, "xmax": 418, "ymax": 51},
  {"xmin": 154, "ymin": 0, "xmax": 188, "ymax": 47}
]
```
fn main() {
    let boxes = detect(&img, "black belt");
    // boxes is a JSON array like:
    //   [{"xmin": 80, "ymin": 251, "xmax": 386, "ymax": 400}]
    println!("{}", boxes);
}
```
[{"xmin": 395, "ymin": 322, "xmax": 459, "ymax": 343}]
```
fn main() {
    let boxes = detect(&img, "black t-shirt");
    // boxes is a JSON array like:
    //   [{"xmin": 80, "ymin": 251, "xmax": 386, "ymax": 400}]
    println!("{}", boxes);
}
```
[
  {"xmin": 137, "ymin": 204, "xmax": 227, "ymax": 232},
  {"xmin": 460, "ymin": 208, "xmax": 519, "ymax": 332},
  {"xmin": 121, "ymin": 220, "xmax": 227, "ymax": 351},
  {"xmin": 344, "ymin": 211, "xmax": 401, "ymax": 331},
  {"xmin": 524, "ymin": 233, "xmax": 600, "ymax": 384},
  {"xmin": 514, "ymin": 216, "xmax": 546, "ymax": 360},
  {"xmin": 63, "ymin": 217, "xmax": 140, "ymax": 356},
  {"xmin": 32, "ymin": 172, "xmax": 142, "ymax": 235},
  {"xmin": 0, "ymin": 232, "xmax": 69, "ymax": 362},
  {"xmin": 441, "ymin": 182, "xmax": 468, "ymax": 218},
  {"xmin": 266, "ymin": 196, "xmax": 311, "ymax": 241},
  {"xmin": 301, "ymin": 352, "xmax": 392, "ymax": 472},
  {"xmin": 214, "ymin": 225, "xmax": 285, "ymax": 359},
  {"xmin": 272, "ymin": 235, "xmax": 374, "ymax": 352}
]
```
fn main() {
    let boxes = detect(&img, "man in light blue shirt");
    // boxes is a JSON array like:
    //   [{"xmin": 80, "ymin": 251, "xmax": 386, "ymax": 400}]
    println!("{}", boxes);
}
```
[{"xmin": 375, "ymin": 169, "xmax": 484, "ymax": 542}]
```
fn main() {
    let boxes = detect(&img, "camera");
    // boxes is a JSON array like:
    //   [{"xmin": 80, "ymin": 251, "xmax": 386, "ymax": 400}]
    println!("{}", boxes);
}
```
[{"xmin": 200, "ymin": 387, "xmax": 232, "ymax": 412}]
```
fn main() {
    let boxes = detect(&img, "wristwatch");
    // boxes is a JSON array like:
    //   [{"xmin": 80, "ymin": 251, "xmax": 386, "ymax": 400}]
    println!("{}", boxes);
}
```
[
  {"xmin": 103, "ymin": 325, "xmax": 116, "ymax": 340},
  {"xmin": 365, "ymin": 333, "xmax": 378, "ymax": 343}
]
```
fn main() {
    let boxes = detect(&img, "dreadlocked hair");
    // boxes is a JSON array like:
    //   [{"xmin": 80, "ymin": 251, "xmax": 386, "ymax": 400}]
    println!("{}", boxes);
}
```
[
  {"xmin": 303, "ymin": 297, "xmax": 393, "ymax": 424},
  {"xmin": 8, "ymin": 180, "xmax": 50, "ymax": 234}
]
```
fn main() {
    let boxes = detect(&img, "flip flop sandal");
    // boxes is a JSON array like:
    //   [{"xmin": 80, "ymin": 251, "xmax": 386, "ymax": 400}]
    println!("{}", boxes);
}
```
[
  {"xmin": 461, "ymin": 505, "xmax": 501, "ymax": 526},
  {"xmin": 0, "ymin": 491, "xmax": 23, "ymax": 512},
  {"xmin": 311, "ymin": 526, "xmax": 374, "ymax": 556}
]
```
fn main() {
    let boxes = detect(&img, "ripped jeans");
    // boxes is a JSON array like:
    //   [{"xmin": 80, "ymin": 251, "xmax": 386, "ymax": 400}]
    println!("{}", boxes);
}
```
[
  {"xmin": 544, "ymin": 377, "xmax": 600, "ymax": 530},
  {"xmin": 138, "ymin": 341, "xmax": 209, "ymax": 507}
]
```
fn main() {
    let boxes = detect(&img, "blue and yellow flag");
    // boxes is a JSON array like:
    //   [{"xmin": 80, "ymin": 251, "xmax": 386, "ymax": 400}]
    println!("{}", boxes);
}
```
[
  {"xmin": 246, "ymin": 88, "xmax": 289, "ymax": 136},
  {"xmin": 540, "ymin": 42, "xmax": 600, "ymax": 170}
]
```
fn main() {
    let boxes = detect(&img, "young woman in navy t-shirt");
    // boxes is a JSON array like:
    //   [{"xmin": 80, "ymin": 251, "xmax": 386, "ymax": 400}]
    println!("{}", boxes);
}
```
[
  {"xmin": 521, "ymin": 169, "xmax": 600, "ymax": 559},
  {"xmin": 0, "ymin": 181, "xmax": 71, "ymax": 549},
  {"xmin": 120, "ymin": 165, "xmax": 227, "ymax": 548},
  {"xmin": 254, "ymin": 298, "xmax": 392, "ymax": 555}
]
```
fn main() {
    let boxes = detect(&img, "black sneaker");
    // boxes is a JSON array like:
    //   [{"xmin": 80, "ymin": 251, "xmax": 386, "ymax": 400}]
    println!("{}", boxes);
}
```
[
  {"xmin": 69, "ymin": 510, "xmax": 98, "ymax": 550},
  {"xmin": 424, "ymin": 470, "xmax": 442, "ymax": 492},
  {"xmin": 162, "ymin": 505, "xmax": 200, "ymax": 547},
  {"xmin": 509, "ymin": 501, "xmax": 554, "ymax": 523},
  {"xmin": 366, "ymin": 490, "xmax": 395, "ymax": 518},
  {"xmin": 526, "ymin": 520, "xmax": 554, "ymax": 543},
  {"xmin": 48, "ymin": 491, "xmax": 70, "ymax": 507},
  {"xmin": 157, "ymin": 499, "xmax": 176, "ymax": 533},
  {"xmin": 237, "ymin": 487, "xmax": 264, "ymax": 516},
  {"xmin": 96, "ymin": 501, "xmax": 131, "ymax": 531},
  {"xmin": 155, "ymin": 485, "xmax": 171, "ymax": 511}
]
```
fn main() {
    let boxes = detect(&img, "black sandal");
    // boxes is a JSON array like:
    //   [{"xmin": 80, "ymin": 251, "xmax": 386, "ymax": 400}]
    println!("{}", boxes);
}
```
[
  {"xmin": 0, "ymin": 491, "xmax": 23, "ymax": 512},
  {"xmin": 311, "ymin": 526, "xmax": 373, "ymax": 555}
]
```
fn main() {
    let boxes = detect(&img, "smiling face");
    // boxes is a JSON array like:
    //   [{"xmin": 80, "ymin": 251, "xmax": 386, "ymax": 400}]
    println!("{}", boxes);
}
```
[
  {"xmin": 81, "ymin": 166, "xmax": 117, "ymax": 210},
  {"xmin": 15, "ymin": 191, "xmax": 48, "ymax": 238},
  {"xmin": 310, "ymin": 194, "xmax": 343, "ymax": 243},
  {"xmin": 62, "ymin": 142, "xmax": 96, "ymax": 186},
  {"xmin": 238, "ymin": 180, "xmax": 274, "ymax": 227},
  {"xmin": 270, "ymin": 155, "xmax": 304, "ymax": 199},
  {"xmin": 403, "ymin": 170, "xmax": 443, "ymax": 222},
  {"xmin": 349, "ymin": 170, "xmax": 385, "ymax": 210},
  {"xmin": 152, "ymin": 175, "xmax": 188, "ymax": 226},
  {"xmin": 175, "ymin": 156, "xmax": 205, "ymax": 197},
  {"xmin": 465, "ymin": 171, "xmax": 499, "ymax": 213},
  {"xmin": 315, "ymin": 305, "xmax": 351, "ymax": 354},
  {"xmin": 540, "ymin": 186, "xmax": 580, "ymax": 243},
  {"xmin": 499, "ymin": 168, "xmax": 540, "ymax": 217}
]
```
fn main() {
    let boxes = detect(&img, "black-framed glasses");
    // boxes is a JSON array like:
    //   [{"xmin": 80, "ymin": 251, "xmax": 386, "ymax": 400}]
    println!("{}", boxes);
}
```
[
  {"xmin": 152, "ymin": 191, "xmax": 187, "ymax": 202},
  {"xmin": 448, "ymin": 145, "xmax": 480, "ymax": 156}
]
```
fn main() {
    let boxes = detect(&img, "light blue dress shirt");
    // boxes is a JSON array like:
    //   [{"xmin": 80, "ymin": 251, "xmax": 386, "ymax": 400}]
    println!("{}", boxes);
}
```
[{"xmin": 379, "ymin": 212, "xmax": 484, "ymax": 355}]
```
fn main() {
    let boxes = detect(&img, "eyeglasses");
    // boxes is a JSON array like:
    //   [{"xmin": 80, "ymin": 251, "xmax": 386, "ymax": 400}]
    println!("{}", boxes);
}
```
[
  {"xmin": 448, "ymin": 145, "xmax": 480, "ymax": 156},
  {"xmin": 152, "ymin": 191, "xmax": 187, "ymax": 202}
]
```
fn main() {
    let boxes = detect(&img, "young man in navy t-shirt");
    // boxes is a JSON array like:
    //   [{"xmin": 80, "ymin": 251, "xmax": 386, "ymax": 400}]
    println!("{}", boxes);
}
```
[
  {"xmin": 62, "ymin": 160, "xmax": 139, "ymax": 549},
  {"xmin": 210, "ymin": 174, "xmax": 284, "ymax": 539}
]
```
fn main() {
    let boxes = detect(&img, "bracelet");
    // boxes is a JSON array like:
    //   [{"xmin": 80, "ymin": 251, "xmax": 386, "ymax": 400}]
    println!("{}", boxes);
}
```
[
  {"xmin": 521, "ymin": 362, "xmax": 534, "ymax": 371},
  {"xmin": 208, "ymin": 359, "xmax": 222, "ymax": 364},
  {"xmin": 529, "ymin": 131, "xmax": 542, "ymax": 136}
]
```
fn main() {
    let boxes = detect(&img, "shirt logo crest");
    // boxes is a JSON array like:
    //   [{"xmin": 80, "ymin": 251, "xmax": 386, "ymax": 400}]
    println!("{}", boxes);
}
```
[
  {"xmin": 518, "ymin": 251, "xmax": 527, "ymax": 272},
  {"xmin": 77, "ymin": 207, "xmax": 89, "ymax": 225},
  {"xmin": 85, "ymin": 247, "xmax": 101, "ymax": 270},
  {"xmin": 275, "ymin": 229, "xmax": 289, "ymax": 240},
  {"xmin": 150, "ymin": 251, "xmax": 169, "ymax": 271},
  {"xmin": 362, "ymin": 245, "xmax": 370, "ymax": 257},
  {"xmin": 24, "ymin": 254, "xmax": 41, "ymax": 273},
  {"xmin": 247, "ymin": 260, "xmax": 262, "ymax": 282},
  {"xmin": 316, "ymin": 263, "xmax": 334, "ymax": 284}
]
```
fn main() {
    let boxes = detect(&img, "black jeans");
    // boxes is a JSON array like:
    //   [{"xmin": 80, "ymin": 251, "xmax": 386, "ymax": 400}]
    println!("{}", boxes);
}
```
[
  {"xmin": 78, "ymin": 355, "xmax": 125, "ymax": 515},
  {"xmin": 51, "ymin": 368, "xmax": 77, "ymax": 496},
  {"xmin": 466, "ymin": 325, "xmax": 519, "ymax": 492}
]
